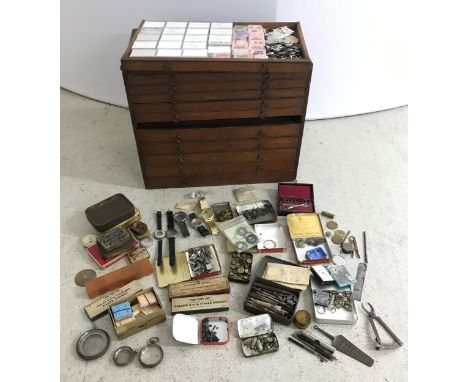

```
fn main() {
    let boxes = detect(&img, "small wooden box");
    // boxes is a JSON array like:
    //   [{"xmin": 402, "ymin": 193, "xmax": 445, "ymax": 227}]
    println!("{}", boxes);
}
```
[
  {"xmin": 121, "ymin": 21, "xmax": 313, "ymax": 189},
  {"xmin": 109, "ymin": 287, "xmax": 166, "ymax": 340}
]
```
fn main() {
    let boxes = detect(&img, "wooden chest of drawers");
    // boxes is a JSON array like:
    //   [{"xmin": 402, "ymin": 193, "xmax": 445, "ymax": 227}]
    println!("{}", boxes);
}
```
[{"xmin": 121, "ymin": 21, "xmax": 313, "ymax": 189}]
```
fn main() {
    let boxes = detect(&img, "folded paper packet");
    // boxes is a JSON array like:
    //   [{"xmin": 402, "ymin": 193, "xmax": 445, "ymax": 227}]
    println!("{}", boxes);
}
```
[
  {"xmin": 263, "ymin": 263, "xmax": 310, "ymax": 287},
  {"xmin": 286, "ymin": 213, "xmax": 324, "ymax": 238}
]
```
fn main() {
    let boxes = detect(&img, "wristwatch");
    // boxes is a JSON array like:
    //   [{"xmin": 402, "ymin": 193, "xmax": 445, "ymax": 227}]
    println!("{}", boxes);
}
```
[
  {"xmin": 174, "ymin": 211, "xmax": 190, "ymax": 238},
  {"xmin": 189, "ymin": 212, "xmax": 211, "ymax": 237},
  {"xmin": 199, "ymin": 197, "xmax": 219, "ymax": 235},
  {"xmin": 153, "ymin": 211, "xmax": 165, "ymax": 267},
  {"xmin": 166, "ymin": 211, "xmax": 178, "ymax": 267}
]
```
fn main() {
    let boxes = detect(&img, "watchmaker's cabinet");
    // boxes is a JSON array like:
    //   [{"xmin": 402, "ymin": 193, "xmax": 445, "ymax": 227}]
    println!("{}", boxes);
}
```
[{"xmin": 121, "ymin": 21, "xmax": 313, "ymax": 189}]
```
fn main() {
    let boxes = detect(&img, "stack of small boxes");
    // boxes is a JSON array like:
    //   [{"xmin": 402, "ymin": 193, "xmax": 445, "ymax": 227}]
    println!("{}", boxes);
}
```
[
  {"xmin": 232, "ymin": 24, "xmax": 267, "ymax": 59},
  {"xmin": 130, "ymin": 21, "xmax": 233, "ymax": 58}
]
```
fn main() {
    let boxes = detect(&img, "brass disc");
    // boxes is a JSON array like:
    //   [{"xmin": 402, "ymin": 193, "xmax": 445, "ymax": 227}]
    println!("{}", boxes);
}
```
[
  {"xmin": 75, "ymin": 269, "xmax": 97, "ymax": 287},
  {"xmin": 326, "ymin": 221, "xmax": 338, "ymax": 230},
  {"xmin": 332, "ymin": 235, "xmax": 344, "ymax": 245},
  {"xmin": 342, "ymin": 243, "xmax": 354, "ymax": 254},
  {"xmin": 334, "ymin": 230, "xmax": 346, "ymax": 238}
]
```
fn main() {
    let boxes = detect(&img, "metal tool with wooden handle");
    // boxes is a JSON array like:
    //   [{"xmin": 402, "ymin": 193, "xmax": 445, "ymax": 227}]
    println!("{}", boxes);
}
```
[{"xmin": 313, "ymin": 325, "xmax": 374, "ymax": 367}]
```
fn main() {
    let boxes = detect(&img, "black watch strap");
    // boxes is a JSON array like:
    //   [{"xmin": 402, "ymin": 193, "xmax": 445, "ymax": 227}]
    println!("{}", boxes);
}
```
[
  {"xmin": 156, "ymin": 211, "xmax": 162, "ymax": 266},
  {"xmin": 179, "ymin": 221, "xmax": 190, "ymax": 237},
  {"xmin": 156, "ymin": 211, "xmax": 162, "ymax": 230},
  {"xmin": 168, "ymin": 238, "xmax": 175, "ymax": 266},
  {"xmin": 167, "ymin": 211, "xmax": 175, "ymax": 229},
  {"xmin": 167, "ymin": 211, "xmax": 176, "ymax": 266}
]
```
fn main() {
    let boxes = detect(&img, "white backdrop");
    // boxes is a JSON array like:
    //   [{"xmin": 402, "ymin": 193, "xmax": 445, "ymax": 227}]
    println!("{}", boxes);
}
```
[{"xmin": 61, "ymin": 0, "xmax": 407, "ymax": 119}]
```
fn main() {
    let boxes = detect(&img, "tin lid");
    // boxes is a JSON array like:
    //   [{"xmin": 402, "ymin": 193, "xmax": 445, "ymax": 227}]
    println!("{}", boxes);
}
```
[
  {"xmin": 237, "ymin": 314, "xmax": 273, "ymax": 339},
  {"xmin": 173, "ymin": 314, "xmax": 199, "ymax": 344}
]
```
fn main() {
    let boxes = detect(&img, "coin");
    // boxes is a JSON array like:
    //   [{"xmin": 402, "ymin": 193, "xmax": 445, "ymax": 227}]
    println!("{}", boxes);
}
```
[
  {"xmin": 331, "ymin": 235, "xmax": 344, "ymax": 244},
  {"xmin": 82, "ymin": 234, "xmax": 97, "ymax": 248},
  {"xmin": 238, "ymin": 266, "xmax": 245, "ymax": 273},
  {"xmin": 75, "ymin": 269, "xmax": 97, "ymax": 286},
  {"xmin": 342, "ymin": 243, "xmax": 354, "ymax": 254},
  {"xmin": 334, "ymin": 230, "xmax": 346, "ymax": 238},
  {"xmin": 326, "ymin": 221, "xmax": 338, "ymax": 230}
]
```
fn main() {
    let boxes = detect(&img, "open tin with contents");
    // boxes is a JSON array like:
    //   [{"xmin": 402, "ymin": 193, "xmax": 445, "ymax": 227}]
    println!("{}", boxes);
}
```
[
  {"xmin": 172, "ymin": 314, "xmax": 230, "ymax": 345},
  {"xmin": 310, "ymin": 273, "xmax": 358, "ymax": 325},
  {"xmin": 238, "ymin": 314, "xmax": 279, "ymax": 357}
]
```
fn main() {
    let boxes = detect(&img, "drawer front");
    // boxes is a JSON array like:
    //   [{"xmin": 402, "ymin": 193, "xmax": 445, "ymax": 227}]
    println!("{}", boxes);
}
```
[
  {"xmin": 142, "ymin": 148, "xmax": 297, "ymax": 167},
  {"xmin": 126, "ymin": 71, "xmax": 309, "ymax": 86},
  {"xmin": 142, "ymin": 159, "xmax": 296, "ymax": 178},
  {"xmin": 135, "ymin": 123, "xmax": 301, "ymax": 143},
  {"xmin": 138, "ymin": 136, "xmax": 299, "ymax": 156},
  {"xmin": 143, "ymin": 170, "xmax": 296, "ymax": 189},
  {"xmin": 127, "ymin": 79, "xmax": 307, "ymax": 95},
  {"xmin": 128, "ymin": 88, "xmax": 306, "ymax": 103},
  {"xmin": 134, "ymin": 108, "xmax": 304, "ymax": 123},
  {"xmin": 132, "ymin": 98, "xmax": 303, "ymax": 114}
]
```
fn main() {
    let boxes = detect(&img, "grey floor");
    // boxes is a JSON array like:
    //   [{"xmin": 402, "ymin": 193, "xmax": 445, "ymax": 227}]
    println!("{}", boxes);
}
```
[{"xmin": 61, "ymin": 89, "xmax": 407, "ymax": 382}]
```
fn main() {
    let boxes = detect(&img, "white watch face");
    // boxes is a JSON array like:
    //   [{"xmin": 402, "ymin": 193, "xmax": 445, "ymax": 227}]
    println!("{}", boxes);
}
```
[{"xmin": 154, "ymin": 230, "xmax": 166, "ymax": 240}]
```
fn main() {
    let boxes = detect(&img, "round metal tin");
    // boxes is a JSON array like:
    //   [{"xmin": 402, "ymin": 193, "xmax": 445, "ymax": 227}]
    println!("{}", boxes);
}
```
[
  {"xmin": 76, "ymin": 328, "xmax": 110, "ymax": 361},
  {"xmin": 74, "ymin": 269, "xmax": 97, "ymax": 287},
  {"xmin": 294, "ymin": 310, "xmax": 312, "ymax": 329}
]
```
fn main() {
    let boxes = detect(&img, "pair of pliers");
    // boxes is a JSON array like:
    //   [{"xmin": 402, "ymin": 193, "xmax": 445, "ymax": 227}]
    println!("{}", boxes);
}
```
[{"xmin": 361, "ymin": 302, "xmax": 403, "ymax": 349}]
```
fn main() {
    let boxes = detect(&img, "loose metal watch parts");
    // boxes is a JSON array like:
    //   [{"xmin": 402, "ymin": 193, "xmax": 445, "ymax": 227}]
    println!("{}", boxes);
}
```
[
  {"xmin": 166, "ymin": 211, "xmax": 178, "ymax": 267},
  {"xmin": 113, "ymin": 337, "xmax": 164, "ymax": 368},
  {"xmin": 228, "ymin": 252, "xmax": 253, "ymax": 283},
  {"xmin": 76, "ymin": 328, "xmax": 111, "ymax": 361},
  {"xmin": 75, "ymin": 269, "xmax": 97, "ymax": 287},
  {"xmin": 174, "ymin": 211, "xmax": 190, "ymax": 237}
]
